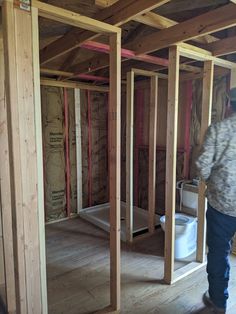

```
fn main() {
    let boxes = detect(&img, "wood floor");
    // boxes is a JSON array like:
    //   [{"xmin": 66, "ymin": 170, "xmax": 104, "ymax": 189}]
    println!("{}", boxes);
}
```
[{"xmin": 46, "ymin": 217, "xmax": 236, "ymax": 314}]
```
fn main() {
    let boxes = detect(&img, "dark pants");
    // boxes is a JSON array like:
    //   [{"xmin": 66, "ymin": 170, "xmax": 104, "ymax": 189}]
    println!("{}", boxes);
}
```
[{"xmin": 206, "ymin": 203, "xmax": 236, "ymax": 309}]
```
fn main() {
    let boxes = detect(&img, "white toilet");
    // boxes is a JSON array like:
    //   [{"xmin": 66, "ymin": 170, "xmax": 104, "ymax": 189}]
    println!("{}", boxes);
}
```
[{"xmin": 160, "ymin": 181, "xmax": 200, "ymax": 259}]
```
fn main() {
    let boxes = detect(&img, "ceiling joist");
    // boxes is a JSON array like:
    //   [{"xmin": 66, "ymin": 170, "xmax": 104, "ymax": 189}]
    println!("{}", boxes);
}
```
[
  {"xmin": 206, "ymin": 35, "xmax": 236, "ymax": 56},
  {"xmin": 133, "ymin": 12, "xmax": 218, "ymax": 44},
  {"xmin": 40, "ymin": 0, "xmax": 171, "ymax": 65},
  {"xmin": 126, "ymin": 3, "xmax": 236, "ymax": 54}
]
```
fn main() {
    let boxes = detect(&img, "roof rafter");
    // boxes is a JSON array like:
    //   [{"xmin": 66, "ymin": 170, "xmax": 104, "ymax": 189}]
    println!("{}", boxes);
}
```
[
  {"xmin": 40, "ymin": 0, "xmax": 171, "ymax": 65},
  {"xmin": 126, "ymin": 3, "xmax": 236, "ymax": 54},
  {"xmin": 133, "ymin": 12, "xmax": 218, "ymax": 44},
  {"xmin": 206, "ymin": 35, "xmax": 236, "ymax": 56}
]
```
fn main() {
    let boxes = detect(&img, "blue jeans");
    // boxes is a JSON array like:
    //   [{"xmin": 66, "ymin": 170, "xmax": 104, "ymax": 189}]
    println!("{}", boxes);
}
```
[{"xmin": 206, "ymin": 203, "xmax": 236, "ymax": 309}]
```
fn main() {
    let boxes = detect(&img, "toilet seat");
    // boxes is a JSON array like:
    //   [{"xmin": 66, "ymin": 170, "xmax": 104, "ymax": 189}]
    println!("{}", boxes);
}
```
[
  {"xmin": 175, "ymin": 213, "xmax": 196, "ymax": 225},
  {"xmin": 160, "ymin": 213, "xmax": 196, "ymax": 226}
]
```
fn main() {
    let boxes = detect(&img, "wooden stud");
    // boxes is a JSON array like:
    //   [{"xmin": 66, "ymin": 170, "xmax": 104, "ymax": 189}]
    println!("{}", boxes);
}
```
[
  {"xmin": 164, "ymin": 46, "xmax": 180, "ymax": 284},
  {"xmin": 75, "ymin": 89, "xmax": 83, "ymax": 214},
  {"xmin": 31, "ymin": 7, "xmax": 48, "ymax": 313},
  {"xmin": 148, "ymin": 76, "xmax": 158, "ymax": 234},
  {"xmin": 3, "ymin": 2, "xmax": 43, "ymax": 312},
  {"xmin": 126, "ymin": 71, "xmax": 134, "ymax": 243},
  {"xmin": 109, "ymin": 32, "xmax": 121, "ymax": 311},
  {"xmin": 196, "ymin": 61, "xmax": 214, "ymax": 263},
  {"xmin": 0, "ymin": 22, "xmax": 17, "ymax": 314}
]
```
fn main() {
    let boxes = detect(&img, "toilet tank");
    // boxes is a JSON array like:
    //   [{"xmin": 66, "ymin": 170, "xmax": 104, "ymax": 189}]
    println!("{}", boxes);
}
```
[{"xmin": 180, "ymin": 183, "xmax": 199, "ymax": 216}]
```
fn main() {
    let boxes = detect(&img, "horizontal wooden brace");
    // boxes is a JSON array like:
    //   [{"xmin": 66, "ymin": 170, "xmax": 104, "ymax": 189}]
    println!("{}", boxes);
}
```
[
  {"xmin": 40, "ymin": 78, "xmax": 109, "ymax": 92},
  {"xmin": 32, "ymin": 0, "xmax": 121, "ymax": 34}
]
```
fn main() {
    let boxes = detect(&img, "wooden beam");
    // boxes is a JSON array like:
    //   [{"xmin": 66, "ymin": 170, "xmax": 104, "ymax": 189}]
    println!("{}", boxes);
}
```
[
  {"xmin": 132, "ymin": 68, "xmax": 167, "ymax": 79},
  {"xmin": 75, "ymin": 89, "xmax": 83, "ymax": 215},
  {"xmin": 69, "ymin": 45, "xmax": 201, "ymax": 79},
  {"xmin": 109, "ymin": 32, "xmax": 121, "ymax": 311},
  {"xmin": 41, "ymin": 68, "xmax": 72, "ymax": 77},
  {"xmin": 148, "ymin": 75, "xmax": 158, "ymax": 234},
  {"xmin": 207, "ymin": 35, "xmax": 236, "ymax": 56},
  {"xmin": 40, "ymin": 0, "xmax": 170, "ymax": 65},
  {"xmin": 133, "ymin": 12, "xmax": 218, "ymax": 44},
  {"xmin": 95, "ymin": 0, "xmax": 119, "ymax": 7},
  {"xmin": 196, "ymin": 61, "xmax": 214, "ymax": 263},
  {"xmin": 179, "ymin": 45, "xmax": 236, "ymax": 69},
  {"xmin": 31, "ymin": 7, "xmax": 48, "ymax": 312},
  {"xmin": 126, "ymin": 4, "xmax": 236, "ymax": 54},
  {"xmin": 40, "ymin": 78, "xmax": 109, "ymax": 92},
  {"xmin": 164, "ymin": 46, "xmax": 180, "ymax": 284},
  {"xmin": 180, "ymin": 66, "xmax": 230, "ymax": 81},
  {"xmin": 3, "ymin": 2, "xmax": 43, "ymax": 312},
  {"xmin": 32, "ymin": 0, "xmax": 120, "ymax": 34},
  {"xmin": 0, "ymin": 21, "xmax": 16, "ymax": 314},
  {"xmin": 126, "ymin": 71, "xmax": 134, "ymax": 243},
  {"xmin": 172, "ymin": 262, "xmax": 207, "ymax": 284}
]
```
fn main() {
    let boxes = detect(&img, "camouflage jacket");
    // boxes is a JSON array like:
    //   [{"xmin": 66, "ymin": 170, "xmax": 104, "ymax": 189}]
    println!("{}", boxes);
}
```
[{"xmin": 196, "ymin": 113, "xmax": 236, "ymax": 217}]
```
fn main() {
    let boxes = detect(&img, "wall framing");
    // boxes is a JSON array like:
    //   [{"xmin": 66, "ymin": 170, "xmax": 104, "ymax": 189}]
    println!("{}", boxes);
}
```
[
  {"xmin": 1, "ymin": 1, "xmax": 121, "ymax": 313},
  {"xmin": 164, "ymin": 44, "xmax": 236, "ymax": 284},
  {"xmin": 126, "ymin": 68, "xmax": 165, "ymax": 242}
]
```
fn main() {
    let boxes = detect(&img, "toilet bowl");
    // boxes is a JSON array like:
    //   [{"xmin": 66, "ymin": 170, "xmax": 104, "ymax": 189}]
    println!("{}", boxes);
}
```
[{"xmin": 160, "ymin": 213, "xmax": 197, "ymax": 259}]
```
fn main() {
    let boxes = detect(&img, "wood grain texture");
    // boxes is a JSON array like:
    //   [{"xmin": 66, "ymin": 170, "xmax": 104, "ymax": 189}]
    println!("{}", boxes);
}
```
[
  {"xmin": 109, "ymin": 32, "xmax": 121, "ymax": 311},
  {"xmin": 197, "ymin": 61, "xmax": 214, "ymax": 263},
  {"xmin": 164, "ymin": 46, "xmax": 180, "ymax": 284},
  {"xmin": 126, "ymin": 71, "xmax": 134, "ymax": 243},
  {"xmin": 148, "ymin": 76, "xmax": 158, "ymax": 234},
  {"xmin": 45, "ymin": 218, "xmax": 236, "ymax": 314},
  {"xmin": 0, "ymin": 22, "xmax": 16, "ymax": 313},
  {"xmin": 127, "ymin": 4, "xmax": 236, "ymax": 54}
]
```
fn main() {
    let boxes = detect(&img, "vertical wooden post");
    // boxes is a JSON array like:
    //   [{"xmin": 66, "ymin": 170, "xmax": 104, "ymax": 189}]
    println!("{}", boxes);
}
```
[
  {"xmin": 31, "ymin": 7, "xmax": 48, "ymax": 312},
  {"xmin": 87, "ymin": 90, "xmax": 93, "ymax": 207},
  {"xmin": 126, "ymin": 71, "xmax": 134, "ymax": 243},
  {"xmin": 183, "ymin": 80, "xmax": 192, "ymax": 179},
  {"xmin": 64, "ymin": 87, "xmax": 71, "ymax": 216},
  {"xmin": 196, "ymin": 61, "xmax": 214, "ymax": 263},
  {"xmin": 2, "ymin": 2, "xmax": 44, "ymax": 312},
  {"xmin": 75, "ymin": 89, "xmax": 83, "ymax": 214},
  {"xmin": 164, "ymin": 46, "xmax": 180, "ymax": 284},
  {"xmin": 148, "ymin": 75, "xmax": 158, "ymax": 234},
  {"xmin": 109, "ymin": 31, "xmax": 121, "ymax": 311},
  {"xmin": 0, "ymin": 21, "xmax": 17, "ymax": 314}
]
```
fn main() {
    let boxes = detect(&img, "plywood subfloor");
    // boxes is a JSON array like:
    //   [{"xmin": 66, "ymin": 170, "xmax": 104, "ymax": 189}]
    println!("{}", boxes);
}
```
[{"xmin": 46, "ymin": 218, "xmax": 236, "ymax": 314}]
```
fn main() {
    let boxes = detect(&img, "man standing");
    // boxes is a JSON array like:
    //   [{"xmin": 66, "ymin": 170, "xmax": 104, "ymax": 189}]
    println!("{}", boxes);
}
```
[{"xmin": 196, "ymin": 88, "xmax": 236, "ymax": 314}]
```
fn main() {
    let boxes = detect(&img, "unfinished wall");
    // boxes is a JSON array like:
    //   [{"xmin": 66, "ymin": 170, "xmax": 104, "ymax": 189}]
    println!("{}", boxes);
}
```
[
  {"xmin": 41, "ymin": 87, "xmax": 77, "ymax": 221},
  {"xmin": 190, "ymin": 76, "xmax": 228, "ymax": 178},
  {"xmin": 41, "ymin": 86, "xmax": 66, "ymax": 221},
  {"xmin": 81, "ymin": 90, "xmax": 109, "ymax": 208},
  {"xmin": 121, "ymin": 79, "xmax": 186, "ymax": 213},
  {"xmin": 41, "ymin": 74, "xmax": 228, "ymax": 220}
]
